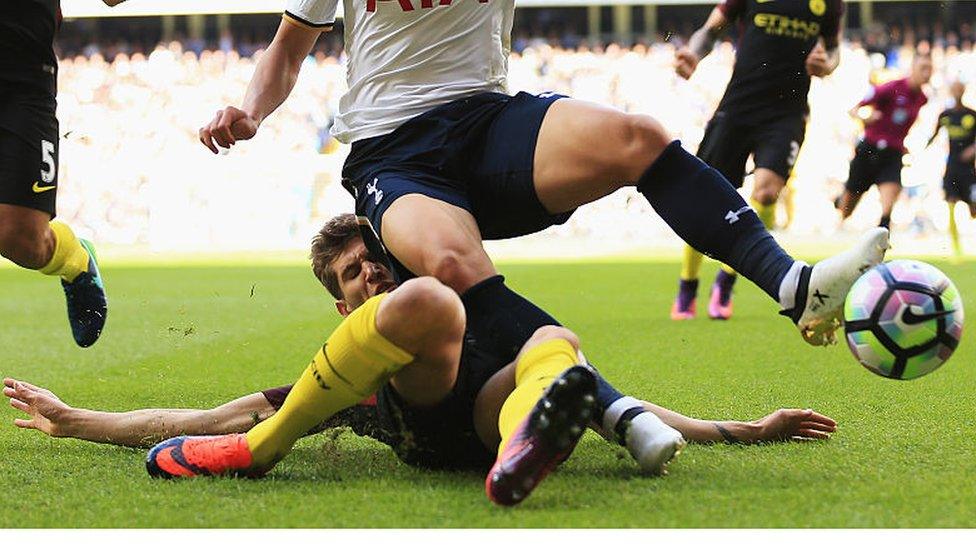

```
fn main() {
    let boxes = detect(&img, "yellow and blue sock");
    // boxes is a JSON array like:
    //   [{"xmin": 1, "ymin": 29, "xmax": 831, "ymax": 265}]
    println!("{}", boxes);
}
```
[
  {"xmin": 40, "ymin": 221, "xmax": 90, "ymax": 283},
  {"xmin": 245, "ymin": 293, "xmax": 414, "ymax": 467}
]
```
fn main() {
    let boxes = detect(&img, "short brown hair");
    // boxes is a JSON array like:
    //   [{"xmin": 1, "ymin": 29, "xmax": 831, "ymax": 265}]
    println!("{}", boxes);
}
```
[{"xmin": 310, "ymin": 213, "xmax": 360, "ymax": 299}]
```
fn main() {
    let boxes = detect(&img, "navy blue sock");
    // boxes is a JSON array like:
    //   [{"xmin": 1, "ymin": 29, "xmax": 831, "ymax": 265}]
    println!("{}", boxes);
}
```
[
  {"xmin": 636, "ymin": 141, "xmax": 795, "ymax": 301},
  {"xmin": 460, "ymin": 275, "xmax": 624, "ymax": 415}
]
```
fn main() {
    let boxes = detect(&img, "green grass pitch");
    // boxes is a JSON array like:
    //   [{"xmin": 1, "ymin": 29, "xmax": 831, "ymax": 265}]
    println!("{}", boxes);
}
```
[{"xmin": 1, "ymin": 257, "xmax": 974, "ymax": 528}]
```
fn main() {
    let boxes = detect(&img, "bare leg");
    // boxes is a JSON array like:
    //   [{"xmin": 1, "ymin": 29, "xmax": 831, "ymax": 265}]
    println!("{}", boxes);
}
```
[
  {"xmin": 838, "ymin": 189, "xmax": 863, "ymax": 220},
  {"xmin": 533, "ymin": 99, "xmax": 671, "ymax": 213},
  {"xmin": 877, "ymin": 181, "xmax": 902, "ymax": 227},
  {"xmin": 380, "ymin": 194, "xmax": 497, "ymax": 294},
  {"xmin": 380, "ymin": 277, "xmax": 466, "ymax": 408},
  {"xmin": 0, "ymin": 204, "xmax": 54, "ymax": 269},
  {"xmin": 752, "ymin": 168, "xmax": 786, "ymax": 208}
]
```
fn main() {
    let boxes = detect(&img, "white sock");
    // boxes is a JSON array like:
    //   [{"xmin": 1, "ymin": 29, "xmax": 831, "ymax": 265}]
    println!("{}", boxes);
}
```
[
  {"xmin": 602, "ymin": 396, "xmax": 645, "ymax": 436},
  {"xmin": 778, "ymin": 260, "xmax": 809, "ymax": 311}
]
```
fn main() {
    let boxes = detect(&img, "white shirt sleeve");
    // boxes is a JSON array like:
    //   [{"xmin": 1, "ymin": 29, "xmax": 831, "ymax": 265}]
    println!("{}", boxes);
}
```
[{"xmin": 284, "ymin": 0, "xmax": 339, "ymax": 29}]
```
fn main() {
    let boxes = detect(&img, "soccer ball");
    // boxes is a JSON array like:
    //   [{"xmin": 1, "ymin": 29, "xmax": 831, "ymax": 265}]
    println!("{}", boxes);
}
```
[{"xmin": 844, "ymin": 260, "xmax": 964, "ymax": 380}]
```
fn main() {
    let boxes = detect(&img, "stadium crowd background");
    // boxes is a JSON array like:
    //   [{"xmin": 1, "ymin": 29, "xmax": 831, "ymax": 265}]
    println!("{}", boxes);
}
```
[{"xmin": 50, "ymin": 4, "xmax": 976, "ymax": 255}]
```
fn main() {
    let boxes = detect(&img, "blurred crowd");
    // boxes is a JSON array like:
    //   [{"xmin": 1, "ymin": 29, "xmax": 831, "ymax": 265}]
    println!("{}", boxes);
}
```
[{"xmin": 52, "ymin": 23, "xmax": 976, "ymax": 252}]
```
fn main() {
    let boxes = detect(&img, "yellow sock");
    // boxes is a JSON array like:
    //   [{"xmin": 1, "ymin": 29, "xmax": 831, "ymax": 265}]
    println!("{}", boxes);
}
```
[
  {"xmin": 680, "ymin": 245, "xmax": 704, "ymax": 281},
  {"xmin": 948, "ymin": 202, "xmax": 962, "ymax": 258},
  {"xmin": 497, "ymin": 338, "xmax": 578, "ymax": 455},
  {"xmin": 40, "ymin": 221, "xmax": 90, "ymax": 283},
  {"xmin": 720, "ymin": 264, "xmax": 737, "ymax": 276},
  {"xmin": 751, "ymin": 198, "xmax": 777, "ymax": 229},
  {"xmin": 783, "ymin": 182, "xmax": 796, "ymax": 229},
  {"xmin": 245, "ymin": 293, "xmax": 414, "ymax": 467}
]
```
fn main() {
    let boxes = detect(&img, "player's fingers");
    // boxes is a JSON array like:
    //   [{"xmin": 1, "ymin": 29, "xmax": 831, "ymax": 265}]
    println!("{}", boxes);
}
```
[
  {"xmin": 799, "ymin": 421, "xmax": 836, "ymax": 433},
  {"xmin": 2, "ymin": 378, "xmax": 15, "ymax": 389},
  {"xmin": 9, "ymin": 398, "xmax": 30, "ymax": 414},
  {"xmin": 16, "ymin": 380, "xmax": 42, "ymax": 392},
  {"xmin": 2, "ymin": 386, "xmax": 17, "ymax": 399},
  {"xmin": 795, "ymin": 428, "xmax": 830, "ymax": 440},
  {"xmin": 216, "ymin": 109, "xmax": 240, "ymax": 145},
  {"xmin": 199, "ymin": 127, "xmax": 219, "ymax": 154},
  {"xmin": 806, "ymin": 411, "xmax": 837, "ymax": 427},
  {"xmin": 13, "ymin": 418, "xmax": 36, "ymax": 430}
]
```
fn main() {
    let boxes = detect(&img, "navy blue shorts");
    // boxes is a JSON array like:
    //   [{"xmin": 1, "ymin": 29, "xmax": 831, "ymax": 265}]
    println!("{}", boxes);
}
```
[{"xmin": 342, "ymin": 91, "xmax": 574, "ymax": 278}]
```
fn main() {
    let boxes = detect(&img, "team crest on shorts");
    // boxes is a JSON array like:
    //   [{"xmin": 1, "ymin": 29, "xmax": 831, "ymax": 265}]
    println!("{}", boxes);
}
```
[{"xmin": 809, "ymin": 0, "xmax": 826, "ymax": 17}]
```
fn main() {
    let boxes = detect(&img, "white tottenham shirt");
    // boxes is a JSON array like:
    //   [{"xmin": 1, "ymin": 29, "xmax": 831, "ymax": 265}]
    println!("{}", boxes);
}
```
[{"xmin": 284, "ymin": 0, "xmax": 514, "ymax": 144}]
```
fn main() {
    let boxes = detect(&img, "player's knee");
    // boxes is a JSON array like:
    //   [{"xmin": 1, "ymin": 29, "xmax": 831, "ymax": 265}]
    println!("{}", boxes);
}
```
[
  {"xmin": 753, "ymin": 186, "xmax": 779, "ymax": 206},
  {"xmin": 618, "ymin": 114, "xmax": 672, "ymax": 181},
  {"xmin": 526, "ymin": 325, "xmax": 580, "ymax": 353},
  {"xmin": 426, "ymin": 249, "xmax": 490, "ymax": 293},
  {"xmin": 0, "ymin": 223, "xmax": 50, "ymax": 268},
  {"xmin": 394, "ymin": 277, "xmax": 465, "ymax": 336}
]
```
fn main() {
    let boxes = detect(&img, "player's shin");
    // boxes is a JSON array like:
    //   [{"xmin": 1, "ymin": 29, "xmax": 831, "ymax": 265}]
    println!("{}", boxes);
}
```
[
  {"xmin": 497, "ymin": 339, "xmax": 579, "ymax": 453},
  {"xmin": 245, "ymin": 294, "xmax": 414, "ymax": 468},
  {"xmin": 636, "ymin": 141, "xmax": 799, "ymax": 305}
]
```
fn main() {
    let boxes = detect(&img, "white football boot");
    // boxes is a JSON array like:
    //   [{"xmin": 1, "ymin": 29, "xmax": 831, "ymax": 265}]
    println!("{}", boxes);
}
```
[
  {"xmin": 786, "ymin": 227, "xmax": 891, "ymax": 346},
  {"xmin": 604, "ymin": 397, "xmax": 685, "ymax": 476},
  {"xmin": 624, "ymin": 412, "xmax": 686, "ymax": 476}
]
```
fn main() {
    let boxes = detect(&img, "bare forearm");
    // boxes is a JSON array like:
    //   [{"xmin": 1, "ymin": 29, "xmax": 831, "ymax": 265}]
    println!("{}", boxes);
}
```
[
  {"xmin": 241, "ymin": 44, "xmax": 304, "ymax": 126},
  {"xmin": 687, "ymin": 26, "xmax": 722, "ymax": 61},
  {"xmin": 640, "ymin": 401, "xmax": 761, "ymax": 444},
  {"xmin": 59, "ymin": 407, "xmax": 247, "ymax": 448},
  {"xmin": 823, "ymin": 46, "xmax": 841, "ymax": 75}
]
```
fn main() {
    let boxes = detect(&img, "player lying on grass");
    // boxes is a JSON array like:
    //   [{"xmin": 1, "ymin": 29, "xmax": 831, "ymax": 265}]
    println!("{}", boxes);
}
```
[
  {"xmin": 3, "ymin": 378, "xmax": 836, "ymax": 450},
  {"xmin": 5, "ymin": 216, "xmax": 833, "ymax": 506}
]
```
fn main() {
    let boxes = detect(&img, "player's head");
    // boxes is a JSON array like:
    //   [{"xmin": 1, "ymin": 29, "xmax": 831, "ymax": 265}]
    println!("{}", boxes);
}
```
[
  {"xmin": 910, "ymin": 53, "xmax": 933, "ymax": 87},
  {"xmin": 949, "ymin": 80, "xmax": 966, "ymax": 104},
  {"xmin": 310, "ymin": 214, "xmax": 398, "ymax": 316}
]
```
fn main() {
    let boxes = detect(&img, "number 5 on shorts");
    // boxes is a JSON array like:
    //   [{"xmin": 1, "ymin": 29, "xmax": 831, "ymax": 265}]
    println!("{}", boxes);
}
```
[{"xmin": 40, "ymin": 139, "xmax": 56, "ymax": 183}]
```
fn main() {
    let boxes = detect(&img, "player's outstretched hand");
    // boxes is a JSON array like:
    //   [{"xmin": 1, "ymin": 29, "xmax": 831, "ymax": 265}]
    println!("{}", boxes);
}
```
[
  {"xmin": 3, "ymin": 378, "xmax": 73, "ymax": 437},
  {"xmin": 199, "ymin": 106, "xmax": 259, "ymax": 154},
  {"xmin": 805, "ymin": 42, "xmax": 831, "ymax": 77},
  {"xmin": 674, "ymin": 48, "xmax": 700, "ymax": 80},
  {"xmin": 756, "ymin": 408, "xmax": 837, "ymax": 442}
]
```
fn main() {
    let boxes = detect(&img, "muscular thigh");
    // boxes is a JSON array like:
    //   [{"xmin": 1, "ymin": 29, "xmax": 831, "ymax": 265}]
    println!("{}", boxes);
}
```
[
  {"xmin": 380, "ymin": 193, "xmax": 497, "ymax": 293},
  {"xmin": 533, "ymin": 98, "xmax": 671, "ymax": 214}
]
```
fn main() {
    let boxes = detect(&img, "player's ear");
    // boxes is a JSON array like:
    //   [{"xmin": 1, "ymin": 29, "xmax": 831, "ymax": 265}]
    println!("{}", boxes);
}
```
[{"xmin": 336, "ymin": 301, "xmax": 351, "ymax": 317}]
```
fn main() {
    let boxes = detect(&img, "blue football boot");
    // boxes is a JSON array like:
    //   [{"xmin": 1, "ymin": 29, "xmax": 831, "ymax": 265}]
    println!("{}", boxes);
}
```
[{"xmin": 61, "ymin": 239, "xmax": 107, "ymax": 347}]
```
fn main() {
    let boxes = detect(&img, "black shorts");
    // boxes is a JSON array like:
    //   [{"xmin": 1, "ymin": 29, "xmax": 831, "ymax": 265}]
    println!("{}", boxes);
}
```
[
  {"xmin": 342, "ymin": 92, "xmax": 574, "ymax": 280},
  {"xmin": 696, "ymin": 111, "xmax": 806, "ymax": 188},
  {"xmin": 844, "ymin": 141, "xmax": 904, "ymax": 194},
  {"xmin": 0, "ymin": 87, "xmax": 59, "ymax": 216},
  {"xmin": 944, "ymin": 162, "xmax": 976, "ymax": 204},
  {"xmin": 374, "ymin": 336, "xmax": 507, "ymax": 470}
]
